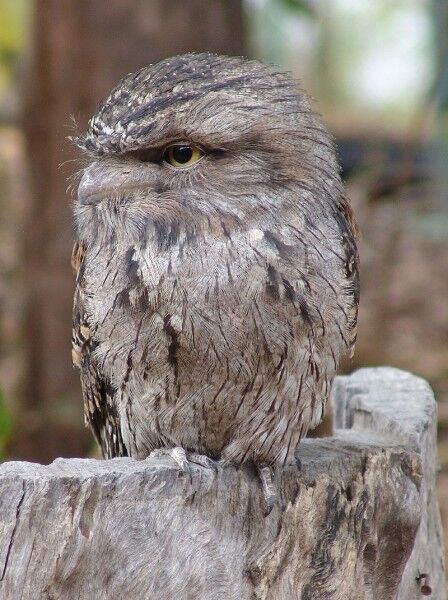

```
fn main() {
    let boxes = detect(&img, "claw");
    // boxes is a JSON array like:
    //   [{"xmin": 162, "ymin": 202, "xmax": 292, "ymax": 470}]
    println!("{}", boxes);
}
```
[
  {"xmin": 189, "ymin": 453, "xmax": 219, "ymax": 472},
  {"xmin": 168, "ymin": 447, "xmax": 218, "ymax": 482},
  {"xmin": 257, "ymin": 465, "xmax": 276, "ymax": 516},
  {"xmin": 169, "ymin": 446, "xmax": 192, "ymax": 481}
]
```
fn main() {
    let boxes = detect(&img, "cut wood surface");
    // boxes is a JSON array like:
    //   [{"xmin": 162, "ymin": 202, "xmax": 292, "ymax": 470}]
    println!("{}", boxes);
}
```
[{"xmin": 0, "ymin": 367, "xmax": 445, "ymax": 599}]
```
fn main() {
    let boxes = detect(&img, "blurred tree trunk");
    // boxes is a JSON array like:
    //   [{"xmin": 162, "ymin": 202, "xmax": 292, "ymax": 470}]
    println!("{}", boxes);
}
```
[
  {"xmin": 16, "ymin": 0, "xmax": 246, "ymax": 462},
  {"xmin": 431, "ymin": 0, "xmax": 448, "ymax": 208}
]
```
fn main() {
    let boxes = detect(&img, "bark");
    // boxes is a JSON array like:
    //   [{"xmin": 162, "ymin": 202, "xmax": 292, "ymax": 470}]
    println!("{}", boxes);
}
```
[
  {"xmin": 18, "ymin": 0, "xmax": 245, "ymax": 461},
  {"xmin": 0, "ymin": 368, "xmax": 445, "ymax": 599}
]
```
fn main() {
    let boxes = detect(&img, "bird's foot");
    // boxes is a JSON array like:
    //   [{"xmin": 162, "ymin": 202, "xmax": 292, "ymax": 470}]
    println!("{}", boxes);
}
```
[
  {"xmin": 166, "ymin": 447, "xmax": 218, "ymax": 480},
  {"xmin": 169, "ymin": 446, "xmax": 192, "ymax": 478},
  {"xmin": 257, "ymin": 464, "xmax": 277, "ymax": 516},
  {"xmin": 189, "ymin": 452, "xmax": 219, "ymax": 472}
]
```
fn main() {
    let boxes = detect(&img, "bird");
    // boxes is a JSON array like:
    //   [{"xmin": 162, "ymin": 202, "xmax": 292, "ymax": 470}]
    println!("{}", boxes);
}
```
[{"xmin": 71, "ymin": 53, "xmax": 359, "ymax": 512}]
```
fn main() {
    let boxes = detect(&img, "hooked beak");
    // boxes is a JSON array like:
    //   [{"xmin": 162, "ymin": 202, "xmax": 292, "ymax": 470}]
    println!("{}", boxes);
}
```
[
  {"xmin": 77, "ymin": 164, "xmax": 105, "ymax": 205},
  {"xmin": 77, "ymin": 161, "xmax": 153, "ymax": 205}
]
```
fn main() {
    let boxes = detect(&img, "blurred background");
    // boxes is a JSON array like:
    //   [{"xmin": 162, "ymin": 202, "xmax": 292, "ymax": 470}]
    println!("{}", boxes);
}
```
[{"xmin": 0, "ymin": 0, "xmax": 447, "ymax": 548}]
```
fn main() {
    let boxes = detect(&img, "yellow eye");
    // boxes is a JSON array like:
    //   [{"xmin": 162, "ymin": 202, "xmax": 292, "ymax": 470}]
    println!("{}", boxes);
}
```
[{"xmin": 164, "ymin": 144, "xmax": 203, "ymax": 168}]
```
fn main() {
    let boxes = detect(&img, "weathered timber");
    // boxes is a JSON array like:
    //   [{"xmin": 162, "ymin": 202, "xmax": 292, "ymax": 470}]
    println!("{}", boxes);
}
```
[{"xmin": 0, "ymin": 368, "xmax": 445, "ymax": 599}]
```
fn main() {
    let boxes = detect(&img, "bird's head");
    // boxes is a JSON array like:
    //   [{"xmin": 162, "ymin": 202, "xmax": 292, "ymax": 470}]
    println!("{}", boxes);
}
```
[{"xmin": 73, "ymin": 53, "xmax": 342, "ymax": 245}]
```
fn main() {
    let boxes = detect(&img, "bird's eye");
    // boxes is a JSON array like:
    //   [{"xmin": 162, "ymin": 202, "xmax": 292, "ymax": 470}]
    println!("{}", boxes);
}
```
[{"xmin": 164, "ymin": 144, "xmax": 204, "ymax": 168}]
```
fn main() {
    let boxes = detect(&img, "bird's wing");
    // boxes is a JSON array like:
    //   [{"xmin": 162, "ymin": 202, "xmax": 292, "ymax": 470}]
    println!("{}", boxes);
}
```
[
  {"xmin": 337, "ymin": 196, "xmax": 360, "ymax": 357},
  {"xmin": 71, "ymin": 242, "xmax": 128, "ymax": 458}
]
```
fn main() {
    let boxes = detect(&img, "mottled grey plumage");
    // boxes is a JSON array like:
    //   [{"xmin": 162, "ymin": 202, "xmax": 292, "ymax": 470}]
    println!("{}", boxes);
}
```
[{"xmin": 72, "ymin": 53, "xmax": 359, "ymax": 475}]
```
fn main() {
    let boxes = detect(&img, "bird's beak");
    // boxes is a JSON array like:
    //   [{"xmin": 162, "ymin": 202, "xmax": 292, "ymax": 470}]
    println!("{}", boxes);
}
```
[
  {"xmin": 78, "ymin": 163, "xmax": 104, "ymax": 205},
  {"xmin": 77, "ymin": 161, "xmax": 151, "ymax": 205}
]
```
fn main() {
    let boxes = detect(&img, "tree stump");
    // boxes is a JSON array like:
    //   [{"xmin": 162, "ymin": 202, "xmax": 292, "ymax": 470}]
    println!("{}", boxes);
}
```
[{"xmin": 0, "ymin": 367, "xmax": 445, "ymax": 599}]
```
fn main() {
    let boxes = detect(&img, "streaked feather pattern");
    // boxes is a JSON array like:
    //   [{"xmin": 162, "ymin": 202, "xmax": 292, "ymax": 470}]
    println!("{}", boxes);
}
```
[{"xmin": 72, "ymin": 53, "xmax": 359, "ymax": 467}]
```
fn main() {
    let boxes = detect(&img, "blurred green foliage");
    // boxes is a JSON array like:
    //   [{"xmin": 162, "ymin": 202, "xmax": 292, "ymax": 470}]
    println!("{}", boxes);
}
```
[
  {"xmin": 0, "ymin": 0, "xmax": 28, "ymax": 90},
  {"xmin": 246, "ymin": 0, "xmax": 434, "ymax": 130},
  {"xmin": 0, "ymin": 389, "xmax": 11, "ymax": 459},
  {"xmin": 276, "ymin": 0, "xmax": 314, "ymax": 17}
]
